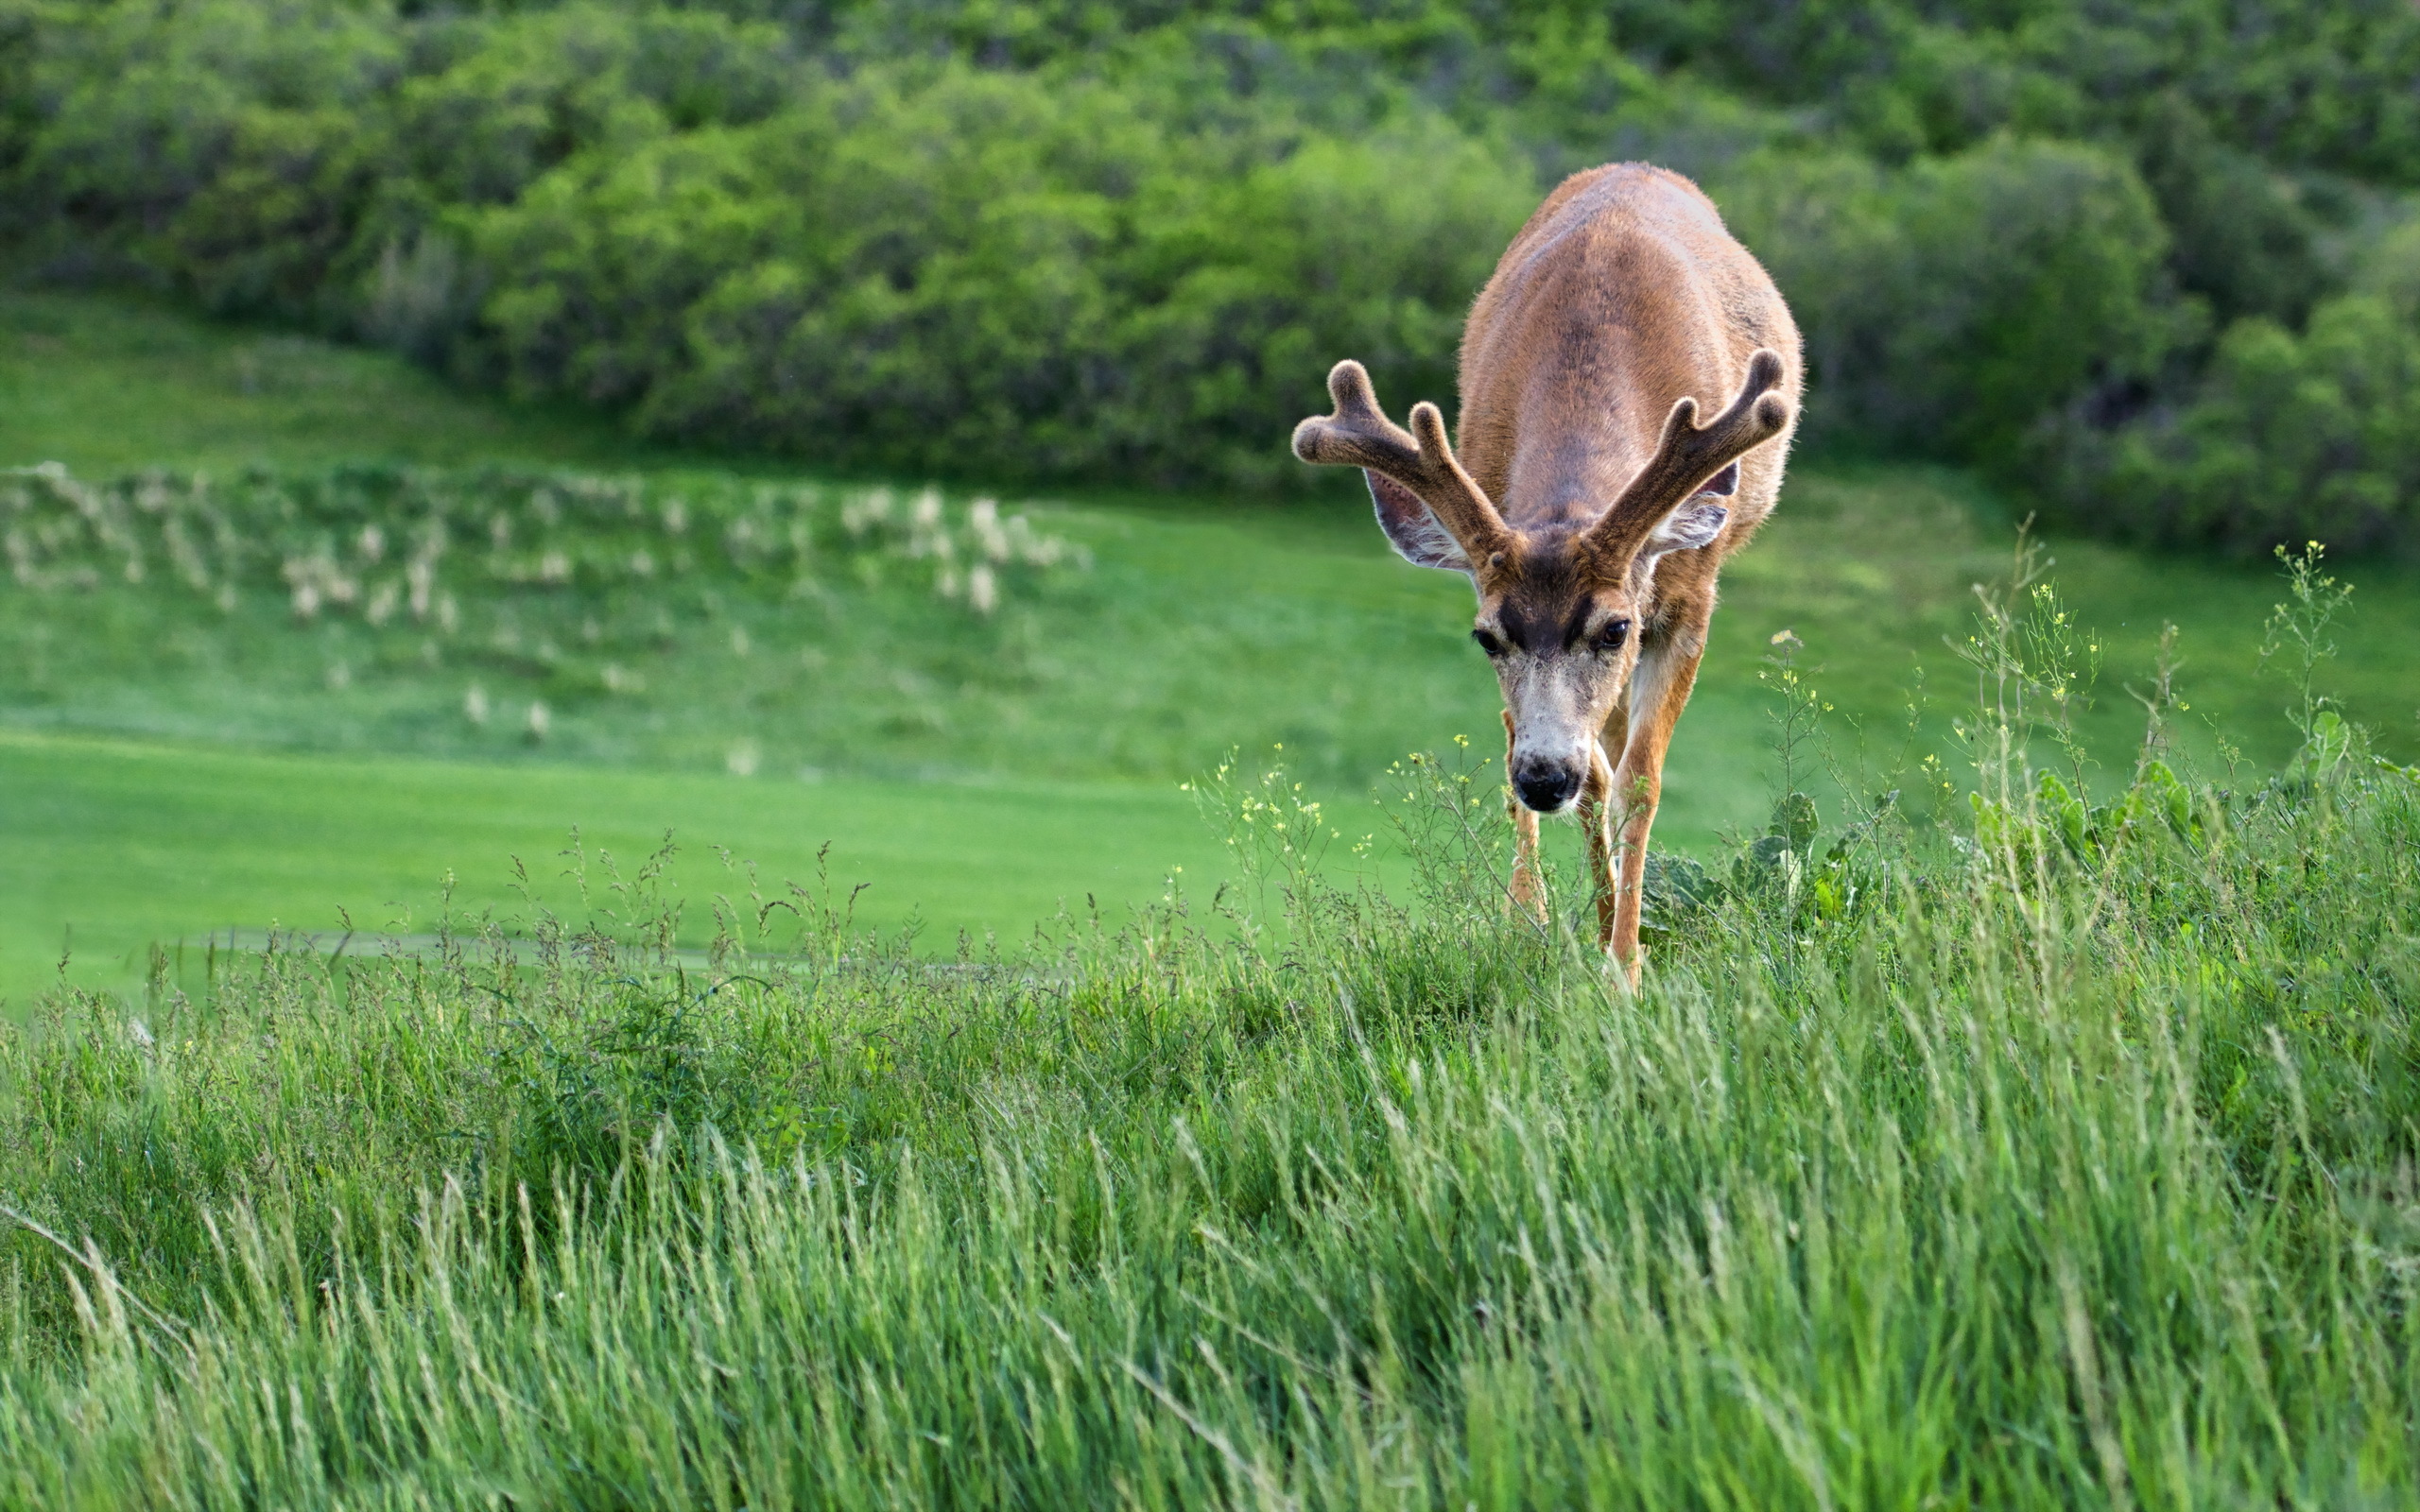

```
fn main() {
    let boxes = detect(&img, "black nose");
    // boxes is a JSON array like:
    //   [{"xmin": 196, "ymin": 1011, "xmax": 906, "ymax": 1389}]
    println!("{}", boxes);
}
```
[{"xmin": 1513, "ymin": 759, "xmax": 1582, "ymax": 813}]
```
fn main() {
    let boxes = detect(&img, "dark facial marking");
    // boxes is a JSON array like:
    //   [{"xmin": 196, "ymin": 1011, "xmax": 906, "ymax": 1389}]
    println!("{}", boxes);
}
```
[{"xmin": 1561, "ymin": 601, "xmax": 1594, "ymax": 650}]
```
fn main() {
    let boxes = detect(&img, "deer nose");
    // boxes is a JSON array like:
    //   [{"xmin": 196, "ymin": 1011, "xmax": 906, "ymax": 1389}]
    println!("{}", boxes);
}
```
[{"xmin": 1512, "ymin": 757, "xmax": 1583, "ymax": 814}]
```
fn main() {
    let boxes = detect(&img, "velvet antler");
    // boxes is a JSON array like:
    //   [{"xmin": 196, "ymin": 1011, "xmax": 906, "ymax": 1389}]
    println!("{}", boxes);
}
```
[
  {"xmin": 1585, "ymin": 348, "xmax": 1791, "ymax": 561},
  {"xmin": 1292, "ymin": 360, "xmax": 1512, "ymax": 560}
]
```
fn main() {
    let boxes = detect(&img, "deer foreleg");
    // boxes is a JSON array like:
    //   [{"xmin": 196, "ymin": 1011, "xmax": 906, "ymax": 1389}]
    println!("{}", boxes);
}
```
[
  {"xmin": 1503, "ymin": 708, "xmax": 1547, "ymax": 922},
  {"xmin": 1579, "ymin": 742, "xmax": 1618, "ymax": 945},
  {"xmin": 1604, "ymin": 634, "xmax": 1707, "ymax": 985}
]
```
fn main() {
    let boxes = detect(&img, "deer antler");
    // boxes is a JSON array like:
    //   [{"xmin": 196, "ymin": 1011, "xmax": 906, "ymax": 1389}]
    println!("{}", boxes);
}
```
[
  {"xmin": 1292, "ymin": 360, "xmax": 1512, "ymax": 559},
  {"xmin": 1585, "ymin": 349, "xmax": 1791, "ymax": 560}
]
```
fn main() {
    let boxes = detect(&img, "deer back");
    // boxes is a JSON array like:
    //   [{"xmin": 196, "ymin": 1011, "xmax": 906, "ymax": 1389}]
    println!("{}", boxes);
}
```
[{"xmin": 1454, "ymin": 164, "xmax": 1802, "ymax": 556}]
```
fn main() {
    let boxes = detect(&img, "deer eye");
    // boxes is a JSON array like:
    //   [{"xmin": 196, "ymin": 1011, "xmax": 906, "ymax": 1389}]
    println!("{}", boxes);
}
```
[
  {"xmin": 1594, "ymin": 618, "xmax": 1633, "ymax": 652},
  {"xmin": 1471, "ymin": 627, "xmax": 1507, "ymax": 658}
]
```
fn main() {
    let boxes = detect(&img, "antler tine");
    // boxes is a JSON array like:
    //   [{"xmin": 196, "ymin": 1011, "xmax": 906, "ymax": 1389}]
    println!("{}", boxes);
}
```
[
  {"xmin": 1291, "ymin": 360, "xmax": 1420, "ymax": 475},
  {"xmin": 1292, "ymin": 360, "xmax": 1512, "ymax": 557},
  {"xmin": 1588, "ymin": 348, "xmax": 1791, "ymax": 558}
]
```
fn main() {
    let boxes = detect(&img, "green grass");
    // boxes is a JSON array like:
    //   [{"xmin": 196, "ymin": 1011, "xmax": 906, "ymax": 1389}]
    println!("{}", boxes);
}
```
[
  {"xmin": 5, "ymin": 283, "xmax": 2419, "ymax": 1006},
  {"xmin": 0, "ymin": 729, "xmax": 1234, "ymax": 1005},
  {"xmin": 0, "ymin": 286, "xmax": 674, "ymax": 477},
  {"xmin": 3, "ymin": 284, "xmax": 2419, "ymax": 1509},
  {"xmin": 1, "ymin": 739, "xmax": 2414, "ymax": 1506}
]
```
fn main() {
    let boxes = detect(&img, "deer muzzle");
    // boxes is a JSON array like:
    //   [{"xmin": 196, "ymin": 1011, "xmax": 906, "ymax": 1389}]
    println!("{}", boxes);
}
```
[{"xmin": 1512, "ymin": 754, "xmax": 1585, "ymax": 814}]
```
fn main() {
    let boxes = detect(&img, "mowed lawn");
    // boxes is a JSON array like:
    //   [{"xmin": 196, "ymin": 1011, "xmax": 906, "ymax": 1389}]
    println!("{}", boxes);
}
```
[{"xmin": 0, "ymin": 730, "xmax": 1234, "ymax": 1004}]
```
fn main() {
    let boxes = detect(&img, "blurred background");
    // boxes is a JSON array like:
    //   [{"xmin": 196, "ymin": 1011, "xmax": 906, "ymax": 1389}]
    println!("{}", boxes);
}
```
[{"xmin": 3, "ymin": 0, "xmax": 2417, "ymax": 999}]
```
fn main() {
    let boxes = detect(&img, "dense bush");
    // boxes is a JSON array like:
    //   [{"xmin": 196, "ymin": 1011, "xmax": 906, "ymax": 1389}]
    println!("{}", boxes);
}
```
[
  {"xmin": 1718, "ymin": 136, "xmax": 2178, "ymax": 460},
  {"xmin": 2070, "ymin": 294, "xmax": 2420, "ymax": 555},
  {"xmin": 5, "ymin": 0, "xmax": 2420, "ymax": 546},
  {"xmin": 471, "ymin": 72, "xmax": 1531, "ymax": 485}
]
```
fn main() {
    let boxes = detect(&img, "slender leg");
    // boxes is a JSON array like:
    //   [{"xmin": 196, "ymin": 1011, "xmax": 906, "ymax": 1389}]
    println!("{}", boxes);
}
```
[
  {"xmin": 1503, "ymin": 708, "xmax": 1547, "ymax": 922},
  {"xmin": 1605, "ymin": 630, "xmax": 1709, "ymax": 984},
  {"xmin": 1587, "ymin": 689, "xmax": 1634, "ymax": 946},
  {"xmin": 1578, "ymin": 741, "xmax": 1617, "ymax": 945}
]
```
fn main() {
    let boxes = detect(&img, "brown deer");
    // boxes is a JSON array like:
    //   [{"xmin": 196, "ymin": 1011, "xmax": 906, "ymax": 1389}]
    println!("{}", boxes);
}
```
[{"xmin": 1292, "ymin": 163, "xmax": 1801, "ymax": 982}]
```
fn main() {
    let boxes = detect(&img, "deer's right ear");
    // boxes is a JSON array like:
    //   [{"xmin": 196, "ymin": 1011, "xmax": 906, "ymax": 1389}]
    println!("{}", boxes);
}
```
[{"xmin": 1367, "ymin": 471, "xmax": 1474, "ymax": 573}]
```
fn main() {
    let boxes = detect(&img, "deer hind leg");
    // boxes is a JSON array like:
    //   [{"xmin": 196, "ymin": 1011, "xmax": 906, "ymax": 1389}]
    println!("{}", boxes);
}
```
[
  {"xmin": 1604, "ymin": 629, "xmax": 1708, "ymax": 985},
  {"xmin": 1503, "ymin": 708, "xmax": 1547, "ymax": 922}
]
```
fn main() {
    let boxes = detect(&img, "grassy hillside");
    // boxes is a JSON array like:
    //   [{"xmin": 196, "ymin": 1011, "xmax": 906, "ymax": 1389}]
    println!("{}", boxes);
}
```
[
  {"xmin": 9, "ymin": 287, "xmax": 2412, "ymax": 778},
  {"xmin": 5, "ymin": 285, "xmax": 2419, "ymax": 1005},
  {"xmin": 0, "ymin": 288, "xmax": 673, "ymax": 477}
]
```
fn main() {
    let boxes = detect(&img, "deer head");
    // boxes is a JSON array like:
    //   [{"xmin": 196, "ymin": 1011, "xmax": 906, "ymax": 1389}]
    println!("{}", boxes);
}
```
[{"xmin": 1293, "ymin": 351, "xmax": 1790, "ymax": 815}]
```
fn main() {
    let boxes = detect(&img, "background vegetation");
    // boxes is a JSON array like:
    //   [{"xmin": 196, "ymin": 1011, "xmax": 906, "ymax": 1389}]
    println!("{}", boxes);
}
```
[{"xmin": 8, "ymin": 0, "xmax": 2420, "ymax": 551}]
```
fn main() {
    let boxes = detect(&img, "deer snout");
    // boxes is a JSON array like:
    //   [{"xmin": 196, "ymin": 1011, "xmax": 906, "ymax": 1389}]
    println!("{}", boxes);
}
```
[{"xmin": 1512, "ymin": 755, "xmax": 1584, "ymax": 815}]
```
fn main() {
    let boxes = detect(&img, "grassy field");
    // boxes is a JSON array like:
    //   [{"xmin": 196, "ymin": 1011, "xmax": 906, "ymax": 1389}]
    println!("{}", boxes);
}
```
[
  {"xmin": 0, "ymin": 730, "xmax": 1232, "ymax": 999},
  {"xmin": 2, "ymin": 287, "xmax": 2419, "ymax": 1507},
  {"xmin": 5, "ymin": 283, "xmax": 2420, "ymax": 1010},
  {"xmin": 2, "ymin": 724, "xmax": 2414, "ymax": 1504}
]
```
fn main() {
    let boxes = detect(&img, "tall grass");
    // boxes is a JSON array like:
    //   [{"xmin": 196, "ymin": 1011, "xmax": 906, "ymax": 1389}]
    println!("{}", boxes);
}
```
[{"xmin": 0, "ymin": 573, "xmax": 2415, "ymax": 1506}]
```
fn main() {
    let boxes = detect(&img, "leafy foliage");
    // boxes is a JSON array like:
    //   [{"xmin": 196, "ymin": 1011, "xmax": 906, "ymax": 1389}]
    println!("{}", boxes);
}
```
[
  {"xmin": 7, "ymin": 0, "xmax": 2420, "ymax": 542},
  {"xmin": 2076, "ymin": 296, "xmax": 2420, "ymax": 554}
]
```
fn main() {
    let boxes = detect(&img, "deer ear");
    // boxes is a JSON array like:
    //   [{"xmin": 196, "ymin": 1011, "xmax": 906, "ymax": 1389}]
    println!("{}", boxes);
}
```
[
  {"xmin": 1699, "ymin": 460, "xmax": 1739, "ymax": 497},
  {"xmin": 1642, "ymin": 499, "xmax": 1728, "ymax": 559},
  {"xmin": 1367, "ymin": 470, "xmax": 1473, "ymax": 573}
]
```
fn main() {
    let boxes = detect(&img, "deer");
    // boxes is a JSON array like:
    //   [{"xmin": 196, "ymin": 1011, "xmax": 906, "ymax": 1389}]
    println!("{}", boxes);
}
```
[{"xmin": 1291, "ymin": 163, "xmax": 1801, "ymax": 984}]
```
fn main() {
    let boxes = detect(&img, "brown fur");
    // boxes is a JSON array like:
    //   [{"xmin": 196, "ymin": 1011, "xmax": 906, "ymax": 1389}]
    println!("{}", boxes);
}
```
[{"xmin": 1294, "ymin": 163, "xmax": 1803, "ymax": 983}]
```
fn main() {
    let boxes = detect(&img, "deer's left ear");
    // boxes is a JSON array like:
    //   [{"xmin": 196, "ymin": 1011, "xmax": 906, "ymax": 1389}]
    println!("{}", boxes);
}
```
[
  {"xmin": 1642, "ymin": 499, "xmax": 1728, "ymax": 559},
  {"xmin": 1367, "ymin": 470, "xmax": 1474, "ymax": 574}
]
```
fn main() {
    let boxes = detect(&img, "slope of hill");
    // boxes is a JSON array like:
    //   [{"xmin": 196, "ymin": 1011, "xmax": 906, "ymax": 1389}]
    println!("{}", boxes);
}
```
[{"xmin": 5, "ymin": 285, "xmax": 2417, "ymax": 1001}]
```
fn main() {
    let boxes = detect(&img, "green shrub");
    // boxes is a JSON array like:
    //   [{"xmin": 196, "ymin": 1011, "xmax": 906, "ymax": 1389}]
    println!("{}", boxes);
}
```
[
  {"xmin": 1721, "ymin": 136, "xmax": 2179, "ymax": 461},
  {"xmin": 9, "ymin": 0, "xmax": 2420, "ymax": 543},
  {"xmin": 2132, "ymin": 92, "xmax": 2331, "ymax": 329},
  {"xmin": 608, "ymin": 89, "xmax": 1530, "ymax": 483},
  {"xmin": 2070, "ymin": 294, "xmax": 2420, "ymax": 555}
]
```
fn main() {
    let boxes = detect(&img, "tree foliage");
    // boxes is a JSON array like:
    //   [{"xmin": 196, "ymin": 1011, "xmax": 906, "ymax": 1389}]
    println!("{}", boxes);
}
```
[{"xmin": 5, "ymin": 0, "xmax": 2419, "ymax": 547}]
